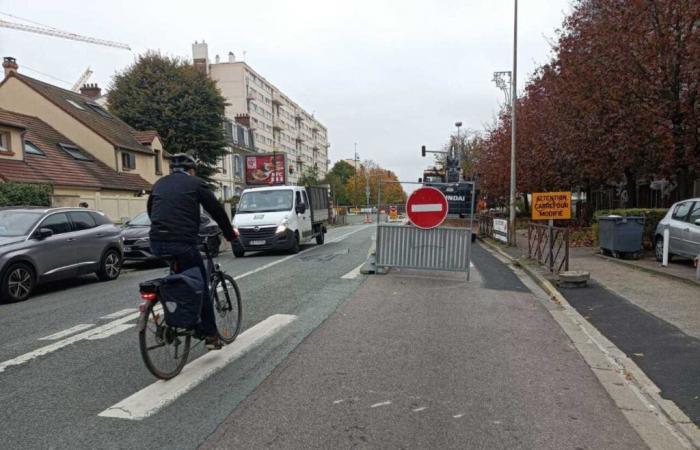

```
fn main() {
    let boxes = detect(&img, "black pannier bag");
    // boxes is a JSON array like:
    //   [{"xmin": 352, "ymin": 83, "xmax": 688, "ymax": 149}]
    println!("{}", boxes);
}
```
[{"xmin": 159, "ymin": 267, "xmax": 204, "ymax": 329}]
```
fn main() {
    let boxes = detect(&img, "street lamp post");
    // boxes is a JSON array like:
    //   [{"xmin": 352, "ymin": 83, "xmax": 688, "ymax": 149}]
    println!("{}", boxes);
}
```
[
  {"xmin": 510, "ymin": 0, "xmax": 518, "ymax": 247},
  {"xmin": 354, "ymin": 143, "xmax": 359, "ymax": 211}
]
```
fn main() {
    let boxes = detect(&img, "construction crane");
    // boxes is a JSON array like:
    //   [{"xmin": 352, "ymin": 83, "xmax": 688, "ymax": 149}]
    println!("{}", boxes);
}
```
[
  {"xmin": 0, "ymin": 15, "xmax": 131, "ymax": 50},
  {"xmin": 71, "ymin": 67, "xmax": 93, "ymax": 92}
]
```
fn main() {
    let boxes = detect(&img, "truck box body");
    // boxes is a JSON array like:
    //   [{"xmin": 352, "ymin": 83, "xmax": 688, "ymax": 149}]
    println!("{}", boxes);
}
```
[{"xmin": 307, "ymin": 185, "xmax": 330, "ymax": 224}]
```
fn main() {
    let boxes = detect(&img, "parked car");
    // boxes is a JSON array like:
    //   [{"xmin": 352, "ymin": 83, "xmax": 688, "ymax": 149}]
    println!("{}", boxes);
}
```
[
  {"xmin": 0, "ymin": 207, "xmax": 123, "ymax": 303},
  {"xmin": 654, "ymin": 198, "xmax": 700, "ymax": 261},
  {"xmin": 121, "ymin": 211, "xmax": 222, "ymax": 263}
]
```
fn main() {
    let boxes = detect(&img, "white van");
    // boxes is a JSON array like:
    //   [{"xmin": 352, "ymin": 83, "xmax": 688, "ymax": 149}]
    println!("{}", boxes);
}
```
[{"xmin": 232, "ymin": 185, "xmax": 330, "ymax": 257}]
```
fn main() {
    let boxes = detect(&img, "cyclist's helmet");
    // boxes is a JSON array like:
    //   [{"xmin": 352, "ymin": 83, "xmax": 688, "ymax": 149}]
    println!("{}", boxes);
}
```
[{"xmin": 170, "ymin": 153, "xmax": 197, "ymax": 172}]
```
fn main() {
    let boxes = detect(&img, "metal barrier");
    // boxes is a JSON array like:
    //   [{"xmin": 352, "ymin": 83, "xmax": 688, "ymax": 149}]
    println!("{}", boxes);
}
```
[
  {"xmin": 376, "ymin": 224, "xmax": 472, "ymax": 274},
  {"xmin": 527, "ymin": 222, "xmax": 570, "ymax": 273},
  {"xmin": 478, "ymin": 214, "xmax": 493, "ymax": 237}
]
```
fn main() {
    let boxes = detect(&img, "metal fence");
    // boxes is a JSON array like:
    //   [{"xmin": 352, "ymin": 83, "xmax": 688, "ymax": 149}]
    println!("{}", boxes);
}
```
[
  {"xmin": 527, "ymin": 222, "xmax": 570, "ymax": 273},
  {"xmin": 376, "ymin": 225, "xmax": 473, "ymax": 273}
]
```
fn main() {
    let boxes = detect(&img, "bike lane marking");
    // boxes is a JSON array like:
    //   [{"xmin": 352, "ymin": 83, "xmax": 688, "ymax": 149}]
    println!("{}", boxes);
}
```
[
  {"xmin": 38, "ymin": 324, "xmax": 95, "ymax": 341},
  {"xmin": 98, "ymin": 314, "xmax": 297, "ymax": 420},
  {"xmin": 100, "ymin": 308, "xmax": 138, "ymax": 320}
]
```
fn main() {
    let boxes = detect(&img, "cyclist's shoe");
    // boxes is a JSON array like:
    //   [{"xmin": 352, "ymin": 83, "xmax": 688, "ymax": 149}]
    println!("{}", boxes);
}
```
[{"xmin": 205, "ymin": 335, "xmax": 223, "ymax": 350}]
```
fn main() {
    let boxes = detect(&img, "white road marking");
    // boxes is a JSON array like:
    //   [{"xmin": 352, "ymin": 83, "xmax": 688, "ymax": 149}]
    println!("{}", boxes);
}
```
[
  {"xmin": 341, "ymin": 262, "xmax": 364, "ymax": 279},
  {"xmin": 370, "ymin": 401, "xmax": 392, "ymax": 408},
  {"xmin": 86, "ymin": 324, "xmax": 136, "ymax": 340},
  {"xmin": 412, "ymin": 407, "xmax": 427, "ymax": 412},
  {"xmin": 0, "ymin": 311, "xmax": 141, "ymax": 373},
  {"xmin": 333, "ymin": 399, "xmax": 345, "ymax": 404},
  {"xmin": 100, "ymin": 308, "xmax": 138, "ymax": 320},
  {"xmin": 38, "ymin": 324, "xmax": 94, "ymax": 341},
  {"xmin": 453, "ymin": 414, "xmax": 464, "ymax": 419},
  {"xmin": 98, "ymin": 314, "xmax": 297, "ymax": 420},
  {"xmin": 411, "ymin": 204, "xmax": 443, "ymax": 213}
]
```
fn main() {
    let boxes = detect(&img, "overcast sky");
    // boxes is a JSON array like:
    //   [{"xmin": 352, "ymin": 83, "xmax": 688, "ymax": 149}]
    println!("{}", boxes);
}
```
[{"xmin": 0, "ymin": 0, "xmax": 572, "ymax": 182}]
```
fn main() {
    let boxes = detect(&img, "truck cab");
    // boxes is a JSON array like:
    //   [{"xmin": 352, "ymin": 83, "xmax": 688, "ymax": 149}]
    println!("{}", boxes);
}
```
[{"xmin": 232, "ymin": 185, "xmax": 329, "ymax": 257}]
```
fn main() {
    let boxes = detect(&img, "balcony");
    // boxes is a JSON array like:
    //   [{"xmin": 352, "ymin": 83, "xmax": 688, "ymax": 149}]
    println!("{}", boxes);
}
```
[
  {"xmin": 272, "ymin": 91, "xmax": 283, "ymax": 106},
  {"xmin": 273, "ymin": 116, "xmax": 285, "ymax": 130}
]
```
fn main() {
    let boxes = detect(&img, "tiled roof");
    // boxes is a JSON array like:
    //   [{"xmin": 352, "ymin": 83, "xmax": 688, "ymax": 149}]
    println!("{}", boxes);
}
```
[
  {"xmin": 131, "ymin": 130, "xmax": 160, "ymax": 145},
  {"xmin": 0, "ymin": 109, "xmax": 151, "ymax": 192},
  {"xmin": 9, "ymin": 73, "xmax": 154, "ymax": 155}
]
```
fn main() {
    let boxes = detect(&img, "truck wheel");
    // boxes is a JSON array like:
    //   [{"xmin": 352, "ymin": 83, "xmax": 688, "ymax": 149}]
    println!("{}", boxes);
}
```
[
  {"xmin": 316, "ymin": 231, "xmax": 325, "ymax": 245},
  {"xmin": 289, "ymin": 232, "xmax": 300, "ymax": 254}
]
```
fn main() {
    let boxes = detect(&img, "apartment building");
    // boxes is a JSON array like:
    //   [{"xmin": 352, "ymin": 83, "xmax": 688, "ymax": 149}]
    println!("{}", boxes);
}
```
[
  {"xmin": 192, "ymin": 41, "xmax": 329, "ymax": 184},
  {"xmin": 214, "ymin": 116, "xmax": 255, "ymax": 201}
]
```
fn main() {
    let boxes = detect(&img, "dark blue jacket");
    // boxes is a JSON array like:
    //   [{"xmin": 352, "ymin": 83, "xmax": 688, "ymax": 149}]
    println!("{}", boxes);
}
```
[{"xmin": 147, "ymin": 172, "xmax": 235, "ymax": 244}]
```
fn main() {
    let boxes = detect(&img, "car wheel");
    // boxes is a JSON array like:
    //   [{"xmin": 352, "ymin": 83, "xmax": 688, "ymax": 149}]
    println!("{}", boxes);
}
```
[
  {"xmin": 97, "ymin": 249, "xmax": 121, "ymax": 281},
  {"xmin": 654, "ymin": 236, "xmax": 671, "ymax": 262},
  {"xmin": 233, "ymin": 248, "xmax": 245, "ymax": 258},
  {"xmin": 289, "ymin": 232, "xmax": 300, "ymax": 254},
  {"xmin": 1, "ymin": 263, "xmax": 35, "ymax": 303}
]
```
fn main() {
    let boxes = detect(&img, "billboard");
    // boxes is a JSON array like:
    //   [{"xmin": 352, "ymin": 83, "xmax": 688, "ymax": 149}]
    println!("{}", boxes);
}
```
[{"xmin": 244, "ymin": 153, "xmax": 287, "ymax": 186}]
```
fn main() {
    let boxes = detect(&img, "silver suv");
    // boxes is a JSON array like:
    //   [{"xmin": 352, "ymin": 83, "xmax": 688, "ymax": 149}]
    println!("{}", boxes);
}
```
[
  {"xmin": 0, "ymin": 207, "xmax": 123, "ymax": 302},
  {"xmin": 654, "ymin": 198, "xmax": 700, "ymax": 261}
]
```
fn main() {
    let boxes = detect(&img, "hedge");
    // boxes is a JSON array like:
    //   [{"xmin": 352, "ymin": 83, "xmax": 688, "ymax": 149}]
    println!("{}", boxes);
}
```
[
  {"xmin": 592, "ymin": 208, "xmax": 668, "ymax": 249},
  {"xmin": 0, "ymin": 183, "xmax": 52, "ymax": 207}
]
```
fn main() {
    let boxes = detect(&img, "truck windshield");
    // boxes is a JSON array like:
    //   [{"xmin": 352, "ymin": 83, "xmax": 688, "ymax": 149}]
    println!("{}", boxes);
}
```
[
  {"xmin": 238, "ymin": 190, "xmax": 294, "ymax": 213},
  {"xmin": 0, "ymin": 211, "xmax": 43, "ymax": 237}
]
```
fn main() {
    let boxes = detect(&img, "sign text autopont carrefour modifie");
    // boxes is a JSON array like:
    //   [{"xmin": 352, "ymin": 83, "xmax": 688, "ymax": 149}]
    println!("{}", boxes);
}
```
[{"xmin": 531, "ymin": 192, "xmax": 572, "ymax": 220}]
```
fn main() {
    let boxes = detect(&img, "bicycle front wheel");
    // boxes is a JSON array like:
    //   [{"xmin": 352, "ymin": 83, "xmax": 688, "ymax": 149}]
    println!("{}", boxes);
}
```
[
  {"xmin": 211, "ymin": 274, "xmax": 242, "ymax": 344},
  {"xmin": 138, "ymin": 300, "xmax": 191, "ymax": 380}
]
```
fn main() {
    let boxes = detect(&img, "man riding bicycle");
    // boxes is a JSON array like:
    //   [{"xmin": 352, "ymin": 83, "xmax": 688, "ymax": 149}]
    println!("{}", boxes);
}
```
[{"xmin": 147, "ymin": 153, "xmax": 236, "ymax": 350}]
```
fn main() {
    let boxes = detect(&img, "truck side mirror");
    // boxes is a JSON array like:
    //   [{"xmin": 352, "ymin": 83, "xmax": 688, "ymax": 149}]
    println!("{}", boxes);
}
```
[{"xmin": 296, "ymin": 203, "xmax": 307, "ymax": 214}]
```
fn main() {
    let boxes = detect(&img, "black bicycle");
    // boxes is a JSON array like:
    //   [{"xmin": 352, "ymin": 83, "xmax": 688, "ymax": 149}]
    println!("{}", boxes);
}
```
[{"xmin": 137, "ymin": 233, "xmax": 242, "ymax": 379}]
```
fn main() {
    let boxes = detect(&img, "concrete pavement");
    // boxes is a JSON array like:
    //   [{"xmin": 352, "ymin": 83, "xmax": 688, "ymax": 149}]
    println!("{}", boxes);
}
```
[{"xmin": 202, "ymin": 243, "xmax": 648, "ymax": 449}]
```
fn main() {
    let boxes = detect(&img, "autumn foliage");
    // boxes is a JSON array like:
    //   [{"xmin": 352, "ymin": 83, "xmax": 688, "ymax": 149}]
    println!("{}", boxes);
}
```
[{"xmin": 477, "ymin": 0, "xmax": 700, "ymax": 206}]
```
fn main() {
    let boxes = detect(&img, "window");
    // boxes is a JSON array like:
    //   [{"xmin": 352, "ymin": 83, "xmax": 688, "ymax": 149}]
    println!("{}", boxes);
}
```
[
  {"xmin": 154, "ymin": 150, "xmax": 162, "ymax": 175},
  {"xmin": 121, "ymin": 151, "xmax": 136, "ymax": 170},
  {"xmin": 234, "ymin": 154, "xmax": 243, "ymax": 177},
  {"xmin": 90, "ymin": 211, "xmax": 112, "ymax": 226},
  {"xmin": 221, "ymin": 155, "xmax": 227, "ymax": 174},
  {"xmin": 66, "ymin": 99, "xmax": 85, "ymax": 110},
  {"xmin": 39, "ymin": 213, "xmax": 72, "ymax": 235},
  {"xmin": 24, "ymin": 140, "xmax": 44, "ymax": 156},
  {"xmin": 59, "ymin": 143, "xmax": 91, "ymax": 161},
  {"xmin": 86, "ymin": 102, "xmax": 111, "ymax": 118},
  {"xmin": 0, "ymin": 131, "xmax": 10, "ymax": 152},
  {"xmin": 688, "ymin": 202, "xmax": 700, "ymax": 225},
  {"xmin": 295, "ymin": 191, "xmax": 302, "ymax": 205},
  {"xmin": 672, "ymin": 202, "xmax": 693, "ymax": 221},
  {"xmin": 69, "ymin": 211, "xmax": 96, "ymax": 231}
]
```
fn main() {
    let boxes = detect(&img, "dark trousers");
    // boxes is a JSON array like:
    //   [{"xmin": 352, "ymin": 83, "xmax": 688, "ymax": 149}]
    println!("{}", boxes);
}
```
[{"xmin": 150, "ymin": 241, "xmax": 217, "ymax": 337}]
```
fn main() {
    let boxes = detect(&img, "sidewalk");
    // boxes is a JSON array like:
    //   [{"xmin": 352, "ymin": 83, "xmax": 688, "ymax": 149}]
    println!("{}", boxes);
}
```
[
  {"xmin": 485, "ymin": 230, "xmax": 700, "ymax": 430},
  {"xmin": 202, "ymin": 246, "xmax": 649, "ymax": 449}
]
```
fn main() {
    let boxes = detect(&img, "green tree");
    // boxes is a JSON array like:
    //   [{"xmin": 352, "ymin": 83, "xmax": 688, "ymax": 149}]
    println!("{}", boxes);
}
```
[
  {"xmin": 323, "ymin": 160, "xmax": 356, "ymax": 205},
  {"xmin": 297, "ymin": 165, "xmax": 320, "ymax": 187},
  {"xmin": 108, "ymin": 52, "xmax": 228, "ymax": 182}
]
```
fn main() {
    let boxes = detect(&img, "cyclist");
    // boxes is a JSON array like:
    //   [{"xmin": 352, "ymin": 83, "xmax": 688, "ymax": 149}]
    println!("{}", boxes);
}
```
[{"xmin": 147, "ymin": 153, "xmax": 236, "ymax": 350}]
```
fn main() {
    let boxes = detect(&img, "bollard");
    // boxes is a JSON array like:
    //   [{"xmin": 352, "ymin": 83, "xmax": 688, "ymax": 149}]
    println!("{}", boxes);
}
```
[{"xmin": 662, "ymin": 225, "xmax": 669, "ymax": 267}]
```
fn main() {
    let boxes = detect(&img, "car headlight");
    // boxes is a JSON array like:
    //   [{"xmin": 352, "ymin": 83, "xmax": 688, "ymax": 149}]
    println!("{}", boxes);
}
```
[{"xmin": 276, "ymin": 220, "xmax": 288, "ymax": 234}]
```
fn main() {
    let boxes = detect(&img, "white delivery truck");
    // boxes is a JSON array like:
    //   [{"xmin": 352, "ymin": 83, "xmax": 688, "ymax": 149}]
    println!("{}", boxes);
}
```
[{"xmin": 232, "ymin": 185, "xmax": 330, "ymax": 257}]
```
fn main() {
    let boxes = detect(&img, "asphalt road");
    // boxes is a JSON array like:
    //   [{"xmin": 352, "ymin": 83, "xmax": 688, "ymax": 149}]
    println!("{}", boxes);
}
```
[{"xmin": 0, "ymin": 224, "xmax": 375, "ymax": 450}]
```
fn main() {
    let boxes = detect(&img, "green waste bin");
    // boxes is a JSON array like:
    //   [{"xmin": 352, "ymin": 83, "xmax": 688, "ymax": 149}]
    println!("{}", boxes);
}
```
[{"xmin": 598, "ymin": 216, "xmax": 645, "ymax": 258}]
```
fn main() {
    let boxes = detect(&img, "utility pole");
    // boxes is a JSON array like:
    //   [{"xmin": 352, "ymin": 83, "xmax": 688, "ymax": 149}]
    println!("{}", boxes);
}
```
[
  {"xmin": 509, "ymin": 0, "xmax": 518, "ymax": 246},
  {"xmin": 354, "ymin": 143, "xmax": 359, "ymax": 211}
]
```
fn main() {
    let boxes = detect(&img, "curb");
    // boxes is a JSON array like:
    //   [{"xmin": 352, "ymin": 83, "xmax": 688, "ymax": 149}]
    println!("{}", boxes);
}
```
[
  {"xmin": 478, "ymin": 236, "xmax": 700, "ymax": 450},
  {"xmin": 595, "ymin": 253, "xmax": 700, "ymax": 287}
]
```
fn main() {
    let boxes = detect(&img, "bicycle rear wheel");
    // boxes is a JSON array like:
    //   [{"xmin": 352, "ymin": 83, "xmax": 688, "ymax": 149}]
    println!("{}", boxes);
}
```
[
  {"xmin": 138, "ymin": 300, "xmax": 191, "ymax": 379},
  {"xmin": 211, "ymin": 274, "xmax": 242, "ymax": 344}
]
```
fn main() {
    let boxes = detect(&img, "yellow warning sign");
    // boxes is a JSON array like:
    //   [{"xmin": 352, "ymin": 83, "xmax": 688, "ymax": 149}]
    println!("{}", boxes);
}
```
[{"xmin": 532, "ymin": 192, "xmax": 572, "ymax": 220}]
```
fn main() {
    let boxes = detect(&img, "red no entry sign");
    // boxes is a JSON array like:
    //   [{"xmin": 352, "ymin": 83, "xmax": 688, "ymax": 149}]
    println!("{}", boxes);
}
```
[{"xmin": 406, "ymin": 187, "xmax": 448, "ymax": 229}]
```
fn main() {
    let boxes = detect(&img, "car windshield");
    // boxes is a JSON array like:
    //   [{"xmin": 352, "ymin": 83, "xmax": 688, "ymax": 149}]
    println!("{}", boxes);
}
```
[
  {"xmin": 238, "ymin": 190, "xmax": 294, "ymax": 213},
  {"xmin": 128, "ymin": 212, "xmax": 151, "ymax": 226},
  {"xmin": 0, "ymin": 211, "xmax": 43, "ymax": 237}
]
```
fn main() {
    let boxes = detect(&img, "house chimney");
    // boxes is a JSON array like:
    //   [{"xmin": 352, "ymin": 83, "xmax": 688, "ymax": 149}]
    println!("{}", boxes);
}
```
[
  {"xmin": 192, "ymin": 40, "xmax": 209, "ymax": 75},
  {"xmin": 215, "ymin": 54, "xmax": 220, "ymax": 64},
  {"xmin": 80, "ymin": 83, "xmax": 102, "ymax": 99},
  {"xmin": 234, "ymin": 114, "xmax": 251, "ymax": 128},
  {"xmin": 228, "ymin": 52, "xmax": 235, "ymax": 63},
  {"xmin": 3, "ymin": 57, "xmax": 18, "ymax": 78}
]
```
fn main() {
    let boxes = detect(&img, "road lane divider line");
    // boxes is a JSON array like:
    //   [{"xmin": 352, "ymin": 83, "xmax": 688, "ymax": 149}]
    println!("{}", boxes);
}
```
[
  {"xmin": 341, "ymin": 263, "xmax": 364, "ymax": 279},
  {"xmin": 0, "ymin": 311, "xmax": 141, "ymax": 374},
  {"xmin": 86, "ymin": 324, "xmax": 136, "ymax": 340},
  {"xmin": 100, "ymin": 308, "xmax": 138, "ymax": 320},
  {"xmin": 38, "ymin": 324, "xmax": 95, "ymax": 341},
  {"xmin": 233, "ymin": 225, "xmax": 372, "ymax": 282},
  {"xmin": 98, "ymin": 314, "xmax": 297, "ymax": 420}
]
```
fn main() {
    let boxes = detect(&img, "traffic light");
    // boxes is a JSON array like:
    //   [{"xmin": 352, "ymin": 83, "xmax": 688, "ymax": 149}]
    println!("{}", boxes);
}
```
[{"xmin": 421, "ymin": 145, "xmax": 426, "ymax": 157}]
